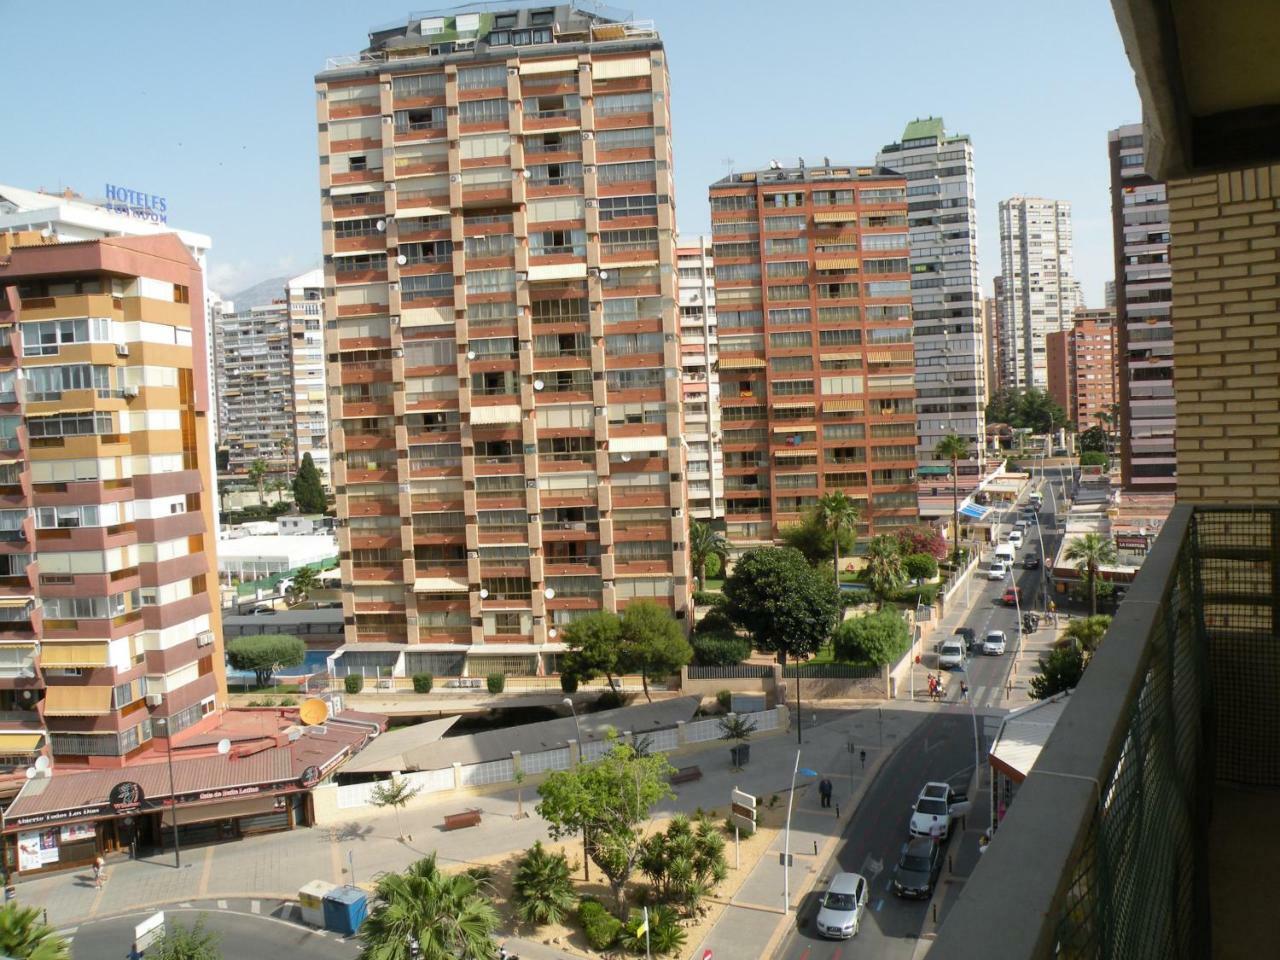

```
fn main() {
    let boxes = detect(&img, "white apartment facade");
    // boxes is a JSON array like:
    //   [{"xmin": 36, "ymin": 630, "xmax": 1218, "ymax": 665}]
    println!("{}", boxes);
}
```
[
  {"xmin": 286, "ymin": 269, "xmax": 331, "ymax": 486},
  {"xmin": 877, "ymin": 118, "xmax": 985, "ymax": 471},
  {"xmin": 676, "ymin": 237, "xmax": 722, "ymax": 521},
  {"xmin": 997, "ymin": 196, "xmax": 1081, "ymax": 391}
]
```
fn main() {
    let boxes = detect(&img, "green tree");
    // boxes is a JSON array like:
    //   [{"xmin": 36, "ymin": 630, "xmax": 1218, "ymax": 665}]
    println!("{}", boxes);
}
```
[
  {"xmin": 536, "ymin": 741, "xmax": 675, "ymax": 916},
  {"xmin": 690, "ymin": 629, "xmax": 751, "ymax": 667},
  {"xmin": 247, "ymin": 458, "xmax": 268, "ymax": 504},
  {"xmin": 358, "ymin": 854, "xmax": 498, "ymax": 960},
  {"xmin": 814, "ymin": 491, "xmax": 860, "ymax": 583},
  {"xmin": 1029, "ymin": 647, "xmax": 1086, "ymax": 699},
  {"xmin": 639, "ymin": 814, "xmax": 728, "ymax": 917},
  {"xmin": 1062, "ymin": 614, "xmax": 1112, "ymax": 658},
  {"xmin": 225, "ymin": 634, "xmax": 305, "ymax": 687},
  {"xmin": 1063, "ymin": 533, "xmax": 1119, "ymax": 615},
  {"xmin": 985, "ymin": 388, "xmax": 1068, "ymax": 434},
  {"xmin": 903, "ymin": 553, "xmax": 939, "ymax": 581},
  {"xmin": 288, "ymin": 565, "xmax": 320, "ymax": 601},
  {"xmin": 984, "ymin": 388, "xmax": 1022, "ymax": 428},
  {"xmin": 832, "ymin": 609, "xmax": 911, "ymax": 665},
  {"xmin": 933, "ymin": 433, "xmax": 972, "ymax": 556},
  {"xmin": 0, "ymin": 903, "xmax": 70, "ymax": 960},
  {"xmin": 722, "ymin": 548, "xmax": 840, "ymax": 671},
  {"xmin": 370, "ymin": 775, "xmax": 422, "ymax": 840},
  {"xmin": 894, "ymin": 525, "xmax": 949, "ymax": 561},
  {"xmin": 148, "ymin": 917, "xmax": 221, "ymax": 960},
  {"xmin": 1080, "ymin": 450, "xmax": 1109, "ymax": 468},
  {"xmin": 1078, "ymin": 425, "xmax": 1108, "ymax": 454},
  {"xmin": 781, "ymin": 512, "xmax": 854, "ymax": 569},
  {"xmin": 513, "ymin": 841, "xmax": 576, "ymax": 928},
  {"xmin": 560, "ymin": 611, "xmax": 623, "ymax": 696},
  {"xmin": 269, "ymin": 477, "xmax": 290, "ymax": 507},
  {"xmin": 618, "ymin": 601, "xmax": 692, "ymax": 703},
  {"xmin": 688, "ymin": 521, "xmax": 729, "ymax": 588},
  {"xmin": 292, "ymin": 452, "xmax": 327, "ymax": 513},
  {"xmin": 864, "ymin": 535, "xmax": 907, "ymax": 608}
]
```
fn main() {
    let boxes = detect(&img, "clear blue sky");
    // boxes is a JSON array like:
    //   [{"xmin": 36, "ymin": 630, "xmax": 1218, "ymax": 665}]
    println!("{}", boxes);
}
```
[{"xmin": 4, "ymin": 0, "xmax": 1139, "ymax": 303}]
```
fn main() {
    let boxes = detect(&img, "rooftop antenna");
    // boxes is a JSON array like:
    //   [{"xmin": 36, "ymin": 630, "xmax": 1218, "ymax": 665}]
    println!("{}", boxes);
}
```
[
  {"xmin": 722, "ymin": 156, "xmax": 735, "ymax": 177},
  {"xmin": 769, "ymin": 159, "xmax": 780, "ymax": 170},
  {"xmin": 798, "ymin": 157, "xmax": 805, "ymax": 169},
  {"xmin": 823, "ymin": 155, "xmax": 831, "ymax": 166}
]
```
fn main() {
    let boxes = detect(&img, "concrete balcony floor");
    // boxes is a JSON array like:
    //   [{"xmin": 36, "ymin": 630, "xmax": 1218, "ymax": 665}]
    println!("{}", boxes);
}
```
[{"xmin": 1210, "ymin": 784, "xmax": 1280, "ymax": 958}]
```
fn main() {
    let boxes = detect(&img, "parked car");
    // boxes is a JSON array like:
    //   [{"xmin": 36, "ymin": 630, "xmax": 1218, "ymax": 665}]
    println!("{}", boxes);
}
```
[
  {"xmin": 983, "ymin": 630, "xmax": 1007, "ymax": 655},
  {"xmin": 938, "ymin": 639, "xmax": 966, "ymax": 670},
  {"xmin": 1030, "ymin": 492, "xmax": 1043, "ymax": 507},
  {"xmin": 1023, "ymin": 554, "xmax": 1041, "ymax": 570},
  {"xmin": 987, "ymin": 561, "xmax": 1008, "ymax": 580},
  {"xmin": 1007, "ymin": 530, "xmax": 1024, "ymax": 548},
  {"xmin": 1013, "ymin": 518, "xmax": 1029, "ymax": 532},
  {"xmin": 1001, "ymin": 586, "xmax": 1021, "ymax": 607},
  {"xmin": 994, "ymin": 543, "xmax": 1016, "ymax": 564},
  {"xmin": 908, "ymin": 782, "xmax": 969, "ymax": 839},
  {"xmin": 816, "ymin": 872, "xmax": 869, "ymax": 939},
  {"xmin": 953, "ymin": 626, "xmax": 978, "ymax": 653},
  {"xmin": 893, "ymin": 837, "xmax": 944, "ymax": 899}
]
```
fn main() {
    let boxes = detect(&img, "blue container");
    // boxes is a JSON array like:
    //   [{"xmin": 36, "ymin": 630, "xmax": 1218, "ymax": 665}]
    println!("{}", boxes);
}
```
[{"xmin": 322, "ymin": 885, "xmax": 368, "ymax": 936}]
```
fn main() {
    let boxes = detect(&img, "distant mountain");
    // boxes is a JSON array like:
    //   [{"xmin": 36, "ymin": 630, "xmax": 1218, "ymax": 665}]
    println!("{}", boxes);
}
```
[{"xmin": 228, "ymin": 275, "xmax": 290, "ymax": 311}]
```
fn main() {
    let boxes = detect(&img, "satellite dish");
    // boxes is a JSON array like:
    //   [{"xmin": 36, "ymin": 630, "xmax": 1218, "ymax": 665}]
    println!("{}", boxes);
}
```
[
  {"xmin": 376, "ymin": 220, "xmax": 386, "ymax": 231},
  {"xmin": 620, "ymin": 453, "xmax": 631, "ymax": 463},
  {"xmin": 598, "ymin": 270, "xmax": 609, "ymax": 280},
  {"xmin": 479, "ymin": 588, "xmax": 490, "ymax": 599},
  {"xmin": 544, "ymin": 587, "xmax": 556, "ymax": 599},
  {"xmin": 533, "ymin": 379, "xmax": 545, "ymax": 391},
  {"xmin": 467, "ymin": 350, "xmax": 477, "ymax": 360},
  {"xmin": 34, "ymin": 756, "xmax": 50, "ymax": 772},
  {"xmin": 300, "ymin": 699, "xmax": 330, "ymax": 726},
  {"xmin": 217, "ymin": 738, "xmax": 232, "ymax": 755},
  {"xmin": 397, "ymin": 254, "xmax": 408, "ymax": 266},
  {"xmin": 522, "ymin": 169, "xmax": 532, "ymax": 179},
  {"xmin": 548, "ymin": 628, "xmax": 558, "ymax": 638},
  {"xmin": 25, "ymin": 768, "xmax": 35, "ymax": 780}
]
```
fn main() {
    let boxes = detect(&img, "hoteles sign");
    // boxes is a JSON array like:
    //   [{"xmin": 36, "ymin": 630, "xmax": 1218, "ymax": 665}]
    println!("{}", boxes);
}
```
[{"xmin": 102, "ymin": 183, "xmax": 168, "ymax": 224}]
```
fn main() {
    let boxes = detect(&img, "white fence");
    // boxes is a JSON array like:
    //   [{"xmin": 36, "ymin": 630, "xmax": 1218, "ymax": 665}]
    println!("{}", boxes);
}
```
[
  {"xmin": 405, "ymin": 767, "xmax": 455, "ymax": 795},
  {"xmin": 460, "ymin": 757, "xmax": 515, "ymax": 787},
  {"xmin": 521, "ymin": 745, "xmax": 572, "ymax": 775},
  {"xmin": 685, "ymin": 716, "xmax": 723, "ymax": 743}
]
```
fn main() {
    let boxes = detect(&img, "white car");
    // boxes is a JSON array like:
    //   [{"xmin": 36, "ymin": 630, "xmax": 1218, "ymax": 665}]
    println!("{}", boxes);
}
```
[
  {"xmin": 983, "ymin": 630, "xmax": 1007, "ymax": 655},
  {"xmin": 909, "ymin": 782, "xmax": 963, "ymax": 839},
  {"xmin": 815, "ymin": 872, "xmax": 869, "ymax": 939},
  {"xmin": 938, "ymin": 639, "xmax": 965, "ymax": 670},
  {"xmin": 987, "ymin": 561, "xmax": 1008, "ymax": 580},
  {"xmin": 1007, "ymin": 530, "xmax": 1024, "ymax": 548}
]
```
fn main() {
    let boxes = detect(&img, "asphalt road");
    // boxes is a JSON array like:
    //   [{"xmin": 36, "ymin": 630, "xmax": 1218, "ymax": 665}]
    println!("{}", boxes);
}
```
[
  {"xmin": 68, "ymin": 900, "xmax": 359, "ymax": 960},
  {"xmin": 775, "ymin": 711, "xmax": 974, "ymax": 960}
]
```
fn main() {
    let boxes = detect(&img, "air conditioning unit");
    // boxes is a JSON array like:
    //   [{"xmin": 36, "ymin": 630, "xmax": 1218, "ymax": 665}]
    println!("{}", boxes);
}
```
[
  {"xmin": 123, "ymin": 386, "xmax": 140, "ymax": 399},
  {"xmin": 196, "ymin": 630, "xmax": 214, "ymax": 647},
  {"xmin": 116, "ymin": 344, "xmax": 130, "ymax": 357},
  {"xmin": 145, "ymin": 693, "xmax": 164, "ymax": 707}
]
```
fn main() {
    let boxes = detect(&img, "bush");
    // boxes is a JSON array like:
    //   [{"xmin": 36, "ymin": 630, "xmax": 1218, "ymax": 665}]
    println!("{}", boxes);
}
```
[
  {"xmin": 716, "ymin": 689, "xmax": 732, "ymax": 711},
  {"xmin": 903, "ymin": 553, "xmax": 939, "ymax": 581},
  {"xmin": 261, "ymin": 697, "xmax": 276, "ymax": 707},
  {"xmin": 691, "ymin": 632, "xmax": 751, "ymax": 667},
  {"xmin": 724, "ymin": 816, "xmax": 754, "ymax": 838},
  {"xmin": 486, "ymin": 672, "xmax": 506, "ymax": 694},
  {"xmin": 344, "ymin": 674, "xmax": 364, "ymax": 694},
  {"xmin": 832, "ymin": 610, "xmax": 911, "ymax": 666},
  {"xmin": 888, "ymin": 583, "xmax": 940, "ymax": 605},
  {"xmin": 412, "ymin": 673, "xmax": 433, "ymax": 694},
  {"xmin": 513, "ymin": 841, "xmax": 576, "ymax": 928},
  {"xmin": 1080, "ymin": 450, "xmax": 1109, "ymax": 468},
  {"xmin": 702, "ymin": 552, "xmax": 722, "ymax": 581},
  {"xmin": 595, "ymin": 689, "xmax": 631, "ymax": 711},
  {"xmin": 559, "ymin": 672, "xmax": 579, "ymax": 693},
  {"xmin": 620, "ymin": 905, "xmax": 686, "ymax": 956},
  {"xmin": 279, "ymin": 697, "xmax": 296, "ymax": 706},
  {"xmin": 578, "ymin": 898, "xmax": 622, "ymax": 951},
  {"xmin": 692, "ymin": 590, "xmax": 726, "ymax": 607}
]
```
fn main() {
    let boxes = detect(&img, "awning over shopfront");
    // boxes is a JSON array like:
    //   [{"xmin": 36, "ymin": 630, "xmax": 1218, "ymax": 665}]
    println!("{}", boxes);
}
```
[
  {"xmin": 918, "ymin": 465, "xmax": 951, "ymax": 477},
  {"xmin": 160, "ymin": 795, "xmax": 283, "ymax": 828},
  {"xmin": 959, "ymin": 502, "xmax": 991, "ymax": 521}
]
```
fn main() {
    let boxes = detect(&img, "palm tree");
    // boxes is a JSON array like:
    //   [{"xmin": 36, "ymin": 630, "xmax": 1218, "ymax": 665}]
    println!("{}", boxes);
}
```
[
  {"xmin": 1060, "ymin": 614, "xmax": 1112, "ymax": 660},
  {"xmin": 359, "ymin": 854, "xmax": 499, "ymax": 960},
  {"xmin": 814, "ymin": 491, "xmax": 860, "ymax": 583},
  {"xmin": 689, "ymin": 520, "xmax": 729, "ymax": 587},
  {"xmin": 0, "ymin": 903, "xmax": 70, "ymax": 960},
  {"xmin": 512, "ymin": 841, "xmax": 576, "ymax": 927},
  {"xmin": 1063, "ymin": 533, "xmax": 1119, "ymax": 615},
  {"xmin": 270, "ymin": 477, "xmax": 289, "ymax": 507},
  {"xmin": 933, "ymin": 433, "xmax": 972, "ymax": 562},
  {"xmin": 288, "ymin": 565, "xmax": 320, "ymax": 602},
  {"xmin": 248, "ymin": 458, "xmax": 268, "ymax": 505},
  {"xmin": 864, "ymin": 535, "xmax": 907, "ymax": 608}
]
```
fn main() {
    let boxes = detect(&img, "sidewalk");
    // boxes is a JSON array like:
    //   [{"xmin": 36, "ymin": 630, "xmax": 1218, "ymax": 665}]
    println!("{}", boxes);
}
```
[
  {"xmin": 12, "ymin": 706, "xmax": 923, "ymax": 937},
  {"xmin": 690, "ymin": 706, "xmax": 928, "ymax": 960}
]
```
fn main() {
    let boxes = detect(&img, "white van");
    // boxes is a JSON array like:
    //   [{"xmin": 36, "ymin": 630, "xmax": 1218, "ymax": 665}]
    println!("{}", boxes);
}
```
[{"xmin": 994, "ymin": 543, "xmax": 1016, "ymax": 564}]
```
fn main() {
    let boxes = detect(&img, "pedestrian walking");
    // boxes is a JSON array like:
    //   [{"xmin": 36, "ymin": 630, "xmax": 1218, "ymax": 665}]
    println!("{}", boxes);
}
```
[
  {"xmin": 93, "ymin": 855, "xmax": 104, "ymax": 889},
  {"xmin": 818, "ymin": 778, "xmax": 833, "ymax": 808}
]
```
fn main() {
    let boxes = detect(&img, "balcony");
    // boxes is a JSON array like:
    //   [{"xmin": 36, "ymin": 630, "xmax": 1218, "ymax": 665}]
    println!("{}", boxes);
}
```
[{"xmin": 933, "ymin": 504, "xmax": 1275, "ymax": 960}]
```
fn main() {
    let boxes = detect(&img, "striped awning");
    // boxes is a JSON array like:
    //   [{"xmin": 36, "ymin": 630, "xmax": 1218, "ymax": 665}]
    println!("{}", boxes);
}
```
[
  {"xmin": 816, "ymin": 257, "xmax": 859, "ymax": 270},
  {"xmin": 0, "ymin": 597, "xmax": 33, "ymax": 609},
  {"xmin": 824, "ymin": 399, "xmax": 865, "ymax": 413},
  {"xmin": 42, "ymin": 686, "xmax": 113, "ymax": 717},
  {"xmin": 813, "ymin": 210, "xmax": 857, "ymax": 223},
  {"xmin": 773, "ymin": 402, "xmax": 815, "ymax": 410},
  {"xmin": 866, "ymin": 350, "xmax": 912, "ymax": 363},
  {"xmin": 40, "ymin": 642, "xmax": 109, "ymax": 668},
  {"xmin": 414, "ymin": 577, "xmax": 468, "ymax": 593},
  {"xmin": 772, "ymin": 423, "xmax": 816, "ymax": 433},
  {"xmin": 609, "ymin": 435, "xmax": 668, "ymax": 454},
  {"xmin": 718, "ymin": 357, "xmax": 766, "ymax": 369},
  {"xmin": 820, "ymin": 352, "xmax": 863, "ymax": 361}
]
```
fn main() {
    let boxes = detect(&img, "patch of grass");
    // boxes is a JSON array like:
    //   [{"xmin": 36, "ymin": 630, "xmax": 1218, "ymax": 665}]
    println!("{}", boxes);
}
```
[{"xmin": 704, "ymin": 578, "xmax": 725, "ymax": 592}]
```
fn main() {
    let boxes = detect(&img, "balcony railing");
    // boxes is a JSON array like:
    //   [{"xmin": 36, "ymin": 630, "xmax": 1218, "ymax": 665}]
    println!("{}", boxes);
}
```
[{"xmin": 932, "ymin": 503, "xmax": 1279, "ymax": 960}]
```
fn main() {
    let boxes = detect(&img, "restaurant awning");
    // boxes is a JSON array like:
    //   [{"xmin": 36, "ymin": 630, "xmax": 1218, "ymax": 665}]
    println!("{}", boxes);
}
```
[
  {"xmin": 161, "ymin": 795, "xmax": 282, "ymax": 828},
  {"xmin": 42, "ymin": 686, "xmax": 113, "ymax": 717},
  {"xmin": 40, "ymin": 642, "xmax": 109, "ymax": 668},
  {"xmin": 918, "ymin": 465, "xmax": 951, "ymax": 476}
]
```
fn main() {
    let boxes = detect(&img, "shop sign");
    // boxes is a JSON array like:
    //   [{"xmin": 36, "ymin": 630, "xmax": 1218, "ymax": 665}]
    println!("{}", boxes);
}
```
[
  {"xmin": 59, "ymin": 823, "xmax": 94, "ymax": 842},
  {"xmin": 109, "ymin": 781, "xmax": 145, "ymax": 814},
  {"xmin": 8, "ymin": 804, "xmax": 109, "ymax": 830},
  {"xmin": 1115, "ymin": 534, "xmax": 1149, "ymax": 553},
  {"xmin": 300, "ymin": 766, "xmax": 322, "ymax": 788}
]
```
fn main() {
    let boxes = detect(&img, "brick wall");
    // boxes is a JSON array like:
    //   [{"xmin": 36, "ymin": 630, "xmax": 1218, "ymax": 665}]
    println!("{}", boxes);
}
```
[{"xmin": 1169, "ymin": 166, "xmax": 1280, "ymax": 502}]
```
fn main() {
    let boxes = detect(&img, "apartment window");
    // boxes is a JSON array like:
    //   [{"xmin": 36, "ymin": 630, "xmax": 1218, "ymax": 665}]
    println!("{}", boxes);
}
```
[
  {"xmin": 467, "ymin": 301, "xmax": 518, "ymax": 326},
  {"xmin": 605, "ymin": 332, "xmax": 663, "ymax": 356},
  {"xmin": 867, "ymin": 327, "xmax": 911, "ymax": 344},
  {"xmin": 458, "ymin": 65, "xmax": 506, "ymax": 89},
  {"xmin": 532, "ymin": 297, "xmax": 588, "ymax": 323},
  {"xmin": 711, "ymin": 219, "xmax": 758, "ymax": 236},
  {"xmin": 772, "ymin": 379, "xmax": 813, "ymax": 396},
  {"xmin": 719, "ymin": 310, "xmax": 763, "ymax": 329},
  {"xmin": 812, "ymin": 189, "xmax": 854, "ymax": 206},
  {"xmin": 27, "ymin": 411, "xmax": 113, "ymax": 439},
  {"xmin": 464, "ymin": 233, "xmax": 515, "ymax": 257},
  {"xmin": 596, "ymin": 127, "xmax": 655, "ymax": 151},
  {"xmin": 770, "ymin": 331, "xmax": 812, "ymax": 349},
  {"xmin": 862, "ymin": 234, "xmax": 908, "ymax": 251},
  {"xmin": 770, "ymin": 355, "xmax": 812, "ymax": 372},
  {"xmin": 401, "ymin": 239, "xmax": 453, "ymax": 265},
  {"xmin": 470, "ymin": 336, "xmax": 518, "ymax": 358},
  {"xmin": 861, "ymin": 187, "xmax": 906, "ymax": 202},
  {"xmin": 598, "ymin": 161, "xmax": 655, "ymax": 184},
  {"xmin": 713, "ymin": 241, "xmax": 759, "ymax": 259},
  {"xmin": 401, "ymin": 274, "xmax": 454, "ymax": 301},
  {"xmin": 608, "ymin": 401, "xmax": 665, "ymax": 425},
  {"xmin": 824, "ymin": 423, "xmax": 865, "ymax": 440},
  {"xmin": 21, "ymin": 317, "xmax": 114, "ymax": 355},
  {"xmin": 599, "ymin": 196, "xmax": 658, "ymax": 223},
  {"xmin": 526, "ymin": 131, "xmax": 582, "ymax": 154},
  {"xmin": 616, "ymin": 540, "xmax": 672, "ymax": 562},
  {"xmin": 818, "ymin": 282, "xmax": 858, "ymax": 299},
  {"xmin": 399, "ymin": 214, "xmax": 451, "ymax": 233},
  {"xmin": 822, "ymin": 375, "xmax": 863, "ymax": 394},
  {"xmin": 530, "ymin": 229, "xmax": 586, "ymax": 256},
  {"xmin": 717, "ymin": 263, "xmax": 760, "ymax": 282},
  {"xmin": 459, "ymin": 98, "xmax": 507, "ymax": 123},
  {"xmin": 863, "ymin": 258, "xmax": 909, "ymax": 274},
  {"xmin": 465, "ymin": 269, "xmax": 516, "ymax": 294},
  {"xmin": 334, "ymin": 253, "xmax": 387, "ymax": 273},
  {"xmin": 529, "ymin": 161, "xmax": 583, "ymax": 187},
  {"xmin": 763, "ymin": 215, "xmax": 806, "ymax": 232},
  {"xmin": 595, "ymin": 92, "xmax": 652, "ymax": 115},
  {"xmin": 866, "ymin": 281, "xmax": 910, "ymax": 297},
  {"xmin": 710, "ymin": 195, "xmax": 755, "ymax": 212},
  {"xmin": 607, "ymin": 368, "xmax": 663, "ymax": 390},
  {"xmin": 393, "ymin": 106, "xmax": 446, "ymax": 132},
  {"xmin": 766, "ymin": 261, "xmax": 808, "ymax": 279},
  {"xmin": 393, "ymin": 73, "xmax": 446, "ymax": 98},
  {"xmin": 480, "ymin": 576, "xmax": 532, "ymax": 600},
  {"xmin": 335, "ymin": 217, "xmax": 381, "ymax": 238},
  {"xmin": 765, "ymin": 236, "xmax": 808, "ymax": 254}
]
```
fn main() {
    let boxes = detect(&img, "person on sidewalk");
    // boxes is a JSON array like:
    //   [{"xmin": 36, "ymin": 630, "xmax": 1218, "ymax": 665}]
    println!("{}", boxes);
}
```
[
  {"xmin": 93, "ymin": 855, "xmax": 105, "ymax": 889},
  {"xmin": 818, "ymin": 778, "xmax": 833, "ymax": 808}
]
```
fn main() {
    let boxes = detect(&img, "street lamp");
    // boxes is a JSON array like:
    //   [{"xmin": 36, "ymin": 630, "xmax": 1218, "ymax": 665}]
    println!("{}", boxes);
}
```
[
  {"xmin": 153, "ymin": 716, "xmax": 182, "ymax": 869},
  {"xmin": 782, "ymin": 751, "xmax": 818, "ymax": 914},
  {"xmin": 562, "ymin": 698, "xmax": 589, "ymax": 881}
]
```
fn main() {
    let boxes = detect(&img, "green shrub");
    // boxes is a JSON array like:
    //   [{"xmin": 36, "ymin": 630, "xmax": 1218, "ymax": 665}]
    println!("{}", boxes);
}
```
[
  {"xmin": 261, "ymin": 697, "xmax": 276, "ymax": 707},
  {"xmin": 1080, "ymin": 450, "xmax": 1109, "ymax": 468},
  {"xmin": 559, "ymin": 672, "xmax": 579, "ymax": 693},
  {"xmin": 715, "ymin": 689, "xmax": 732, "ymax": 711},
  {"xmin": 832, "ymin": 610, "xmax": 911, "ymax": 666},
  {"xmin": 344, "ymin": 674, "xmax": 364, "ymax": 694},
  {"xmin": 903, "ymin": 552, "xmax": 939, "ymax": 581},
  {"xmin": 513, "ymin": 841, "xmax": 576, "ymax": 928},
  {"xmin": 247, "ymin": 699, "xmax": 261, "ymax": 707},
  {"xmin": 692, "ymin": 590, "xmax": 727, "ymax": 607},
  {"xmin": 723, "ymin": 815, "xmax": 754, "ymax": 838},
  {"xmin": 486, "ymin": 672, "xmax": 506, "ymax": 694},
  {"xmin": 595, "ymin": 689, "xmax": 630, "ymax": 710},
  {"xmin": 578, "ymin": 898, "xmax": 622, "ymax": 950},
  {"xmin": 888, "ymin": 583, "xmax": 940, "ymax": 605},
  {"xmin": 620, "ymin": 905, "xmax": 686, "ymax": 956},
  {"xmin": 702, "ymin": 552, "xmax": 722, "ymax": 581},
  {"xmin": 279, "ymin": 697, "xmax": 296, "ymax": 706},
  {"xmin": 691, "ymin": 632, "xmax": 751, "ymax": 667},
  {"xmin": 412, "ymin": 673, "xmax": 433, "ymax": 694}
]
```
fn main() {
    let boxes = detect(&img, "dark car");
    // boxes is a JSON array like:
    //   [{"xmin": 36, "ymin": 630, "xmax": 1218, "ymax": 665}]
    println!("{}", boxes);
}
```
[
  {"xmin": 893, "ymin": 837, "xmax": 944, "ymax": 899},
  {"xmin": 1023, "ymin": 554, "xmax": 1041, "ymax": 570},
  {"xmin": 953, "ymin": 626, "xmax": 977, "ymax": 652}
]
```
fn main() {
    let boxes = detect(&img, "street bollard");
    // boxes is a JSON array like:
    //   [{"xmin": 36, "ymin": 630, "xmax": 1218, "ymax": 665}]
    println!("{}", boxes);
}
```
[
  {"xmin": 813, "ymin": 840, "xmax": 818, "ymax": 855},
  {"xmin": 835, "ymin": 803, "xmax": 840, "ymax": 818},
  {"xmin": 933, "ymin": 903, "xmax": 938, "ymax": 924}
]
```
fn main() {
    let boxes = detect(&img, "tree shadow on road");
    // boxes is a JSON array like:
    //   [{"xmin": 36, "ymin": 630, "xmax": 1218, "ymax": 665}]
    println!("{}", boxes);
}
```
[{"xmin": 328, "ymin": 821, "xmax": 375, "ymax": 843}]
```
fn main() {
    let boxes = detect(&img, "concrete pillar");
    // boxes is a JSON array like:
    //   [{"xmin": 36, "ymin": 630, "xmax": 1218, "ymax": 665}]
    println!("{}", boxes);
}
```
[
  {"xmin": 452, "ymin": 761, "xmax": 463, "ymax": 792},
  {"xmin": 775, "ymin": 705, "xmax": 790, "ymax": 731},
  {"xmin": 511, "ymin": 750, "xmax": 523, "ymax": 776},
  {"xmin": 568, "ymin": 738, "xmax": 581, "ymax": 768},
  {"xmin": 675, "ymin": 720, "xmax": 687, "ymax": 746}
]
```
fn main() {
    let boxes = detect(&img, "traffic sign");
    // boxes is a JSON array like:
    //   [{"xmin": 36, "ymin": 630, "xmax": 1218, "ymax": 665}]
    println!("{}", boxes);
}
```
[
  {"xmin": 134, "ymin": 911, "xmax": 165, "ymax": 951},
  {"xmin": 730, "ymin": 802, "xmax": 755, "ymax": 821},
  {"xmin": 730, "ymin": 788, "xmax": 757, "ymax": 810},
  {"xmin": 730, "ymin": 812, "xmax": 755, "ymax": 833},
  {"xmin": 702, "ymin": 951, "xmax": 713, "ymax": 960}
]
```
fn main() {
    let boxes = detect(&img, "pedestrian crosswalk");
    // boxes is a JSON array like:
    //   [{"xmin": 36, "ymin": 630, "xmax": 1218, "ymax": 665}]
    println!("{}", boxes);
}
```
[{"xmin": 947, "ymin": 685, "xmax": 1004, "ymax": 709}]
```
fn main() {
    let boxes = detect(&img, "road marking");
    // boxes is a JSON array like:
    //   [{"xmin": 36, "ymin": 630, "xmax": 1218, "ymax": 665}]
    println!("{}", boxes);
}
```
[
  {"xmin": 179, "ymin": 901, "xmax": 193, "ymax": 908},
  {"xmin": 251, "ymin": 899, "xmax": 261, "ymax": 914},
  {"xmin": 217, "ymin": 899, "xmax": 228, "ymax": 909},
  {"xmin": 797, "ymin": 947, "xmax": 810, "ymax": 960}
]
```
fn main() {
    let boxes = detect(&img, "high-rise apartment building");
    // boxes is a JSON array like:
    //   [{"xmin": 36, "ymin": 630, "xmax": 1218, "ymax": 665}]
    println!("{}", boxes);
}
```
[
  {"xmin": 997, "ymin": 196, "xmax": 1081, "ymax": 391},
  {"xmin": 285, "ymin": 269, "xmax": 331, "ymax": 485},
  {"xmin": 315, "ymin": 6, "xmax": 688, "ymax": 677},
  {"xmin": 0, "ymin": 231, "xmax": 225, "ymax": 788},
  {"xmin": 1046, "ymin": 308, "xmax": 1118, "ymax": 431},
  {"xmin": 1104, "ymin": 279, "xmax": 1116, "ymax": 308},
  {"xmin": 708, "ymin": 163, "xmax": 917, "ymax": 546},
  {"xmin": 877, "ymin": 118, "xmax": 985, "ymax": 471},
  {"xmin": 981, "ymin": 296, "xmax": 999, "ymax": 402},
  {"xmin": 215, "ymin": 300, "xmax": 295, "ymax": 474},
  {"xmin": 1108, "ymin": 125, "xmax": 1174, "ymax": 490},
  {"xmin": 676, "ymin": 237, "xmax": 722, "ymax": 521}
]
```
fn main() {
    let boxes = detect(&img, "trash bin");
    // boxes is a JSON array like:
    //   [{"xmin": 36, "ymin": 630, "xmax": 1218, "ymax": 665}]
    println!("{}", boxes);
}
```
[
  {"xmin": 299, "ymin": 879, "xmax": 337, "ymax": 928},
  {"xmin": 322, "ymin": 885, "xmax": 368, "ymax": 936},
  {"xmin": 730, "ymin": 744, "xmax": 750, "ymax": 766}
]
